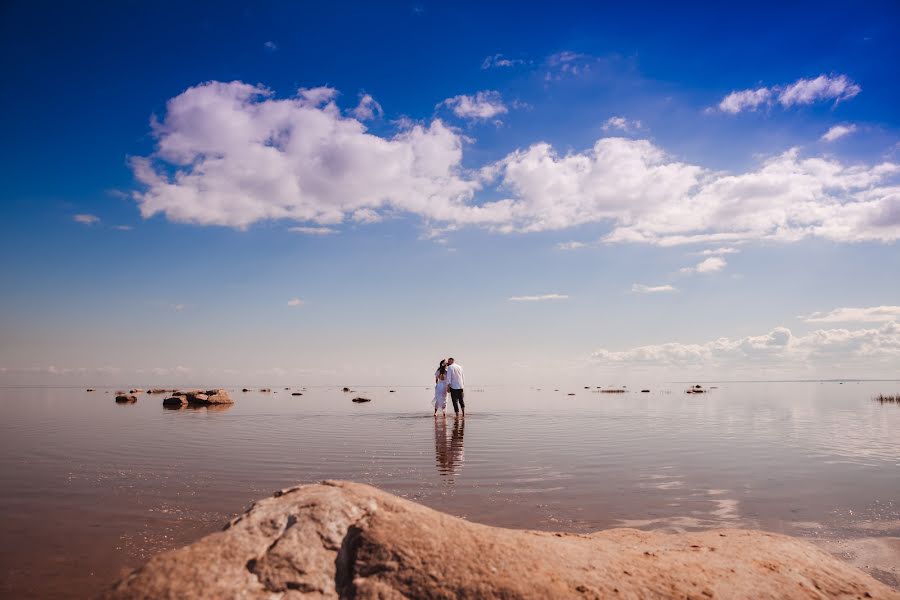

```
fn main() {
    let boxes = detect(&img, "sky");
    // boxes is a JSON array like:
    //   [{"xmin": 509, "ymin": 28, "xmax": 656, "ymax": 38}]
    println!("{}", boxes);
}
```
[{"xmin": 1, "ymin": 1, "xmax": 899, "ymax": 387}]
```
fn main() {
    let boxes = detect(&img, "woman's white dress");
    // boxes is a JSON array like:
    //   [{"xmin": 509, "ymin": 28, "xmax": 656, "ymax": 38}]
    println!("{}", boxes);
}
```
[{"xmin": 433, "ymin": 376, "xmax": 448, "ymax": 410}]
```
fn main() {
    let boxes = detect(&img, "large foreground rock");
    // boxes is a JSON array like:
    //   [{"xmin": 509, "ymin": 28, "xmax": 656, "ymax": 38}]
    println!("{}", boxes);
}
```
[{"xmin": 106, "ymin": 481, "xmax": 898, "ymax": 599}]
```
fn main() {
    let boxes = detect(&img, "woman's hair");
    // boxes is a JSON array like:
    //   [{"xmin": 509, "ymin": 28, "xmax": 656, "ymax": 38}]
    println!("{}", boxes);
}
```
[{"xmin": 438, "ymin": 359, "xmax": 447, "ymax": 377}]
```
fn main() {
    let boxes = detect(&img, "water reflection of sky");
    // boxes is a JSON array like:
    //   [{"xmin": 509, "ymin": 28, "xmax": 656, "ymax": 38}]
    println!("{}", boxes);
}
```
[{"xmin": 1, "ymin": 382, "xmax": 899, "ymax": 596}]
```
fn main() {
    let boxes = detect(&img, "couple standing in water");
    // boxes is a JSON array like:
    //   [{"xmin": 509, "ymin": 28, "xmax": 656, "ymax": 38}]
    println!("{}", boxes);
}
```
[{"xmin": 433, "ymin": 358, "xmax": 465, "ymax": 417}]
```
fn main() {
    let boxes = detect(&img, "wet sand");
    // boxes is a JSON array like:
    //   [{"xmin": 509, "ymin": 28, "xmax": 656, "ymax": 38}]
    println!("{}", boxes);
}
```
[{"xmin": 1, "ymin": 382, "xmax": 898, "ymax": 597}]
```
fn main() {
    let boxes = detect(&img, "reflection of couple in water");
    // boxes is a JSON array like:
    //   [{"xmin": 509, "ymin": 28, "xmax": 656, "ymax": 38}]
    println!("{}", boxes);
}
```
[
  {"xmin": 433, "ymin": 358, "xmax": 465, "ymax": 417},
  {"xmin": 434, "ymin": 412, "xmax": 465, "ymax": 476}
]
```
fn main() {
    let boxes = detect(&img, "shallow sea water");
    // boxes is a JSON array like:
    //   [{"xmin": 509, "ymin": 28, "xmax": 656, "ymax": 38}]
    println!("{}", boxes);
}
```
[{"xmin": 1, "ymin": 381, "xmax": 899, "ymax": 597}]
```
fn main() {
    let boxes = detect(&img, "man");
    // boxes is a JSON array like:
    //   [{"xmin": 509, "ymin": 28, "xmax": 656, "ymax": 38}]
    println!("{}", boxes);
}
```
[{"xmin": 446, "ymin": 357, "xmax": 465, "ymax": 416}]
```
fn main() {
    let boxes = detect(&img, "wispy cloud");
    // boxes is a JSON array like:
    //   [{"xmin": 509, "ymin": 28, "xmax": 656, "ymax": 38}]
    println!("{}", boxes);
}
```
[
  {"xmin": 696, "ymin": 247, "xmax": 739, "ymax": 256},
  {"xmin": 481, "ymin": 54, "xmax": 527, "ymax": 69},
  {"xmin": 73, "ymin": 214, "xmax": 100, "ymax": 225},
  {"xmin": 287, "ymin": 297, "xmax": 303, "ymax": 307},
  {"xmin": 800, "ymin": 306, "xmax": 900, "ymax": 323},
  {"xmin": 544, "ymin": 51, "xmax": 593, "ymax": 81},
  {"xmin": 112, "ymin": 225, "xmax": 133, "ymax": 231},
  {"xmin": 556, "ymin": 241, "xmax": 587, "ymax": 250},
  {"xmin": 680, "ymin": 257, "xmax": 727, "ymax": 274},
  {"xmin": 632, "ymin": 284, "xmax": 676, "ymax": 293},
  {"xmin": 821, "ymin": 124, "xmax": 857, "ymax": 142},
  {"xmin": 509, "ymin": 294, "xmax": 569, "ymax": 302},
  {"xmin": 438, "ymin": 90, "xmax": 508, "ymax": 121},
  {"xmin": 263, "ymin": 41, "xmax": 277, "ymax": 52},
  {"xmin": 717, "ymin": 74, "xmax": 860, "ymax": 114},
  {"xmin": 288, "ymin": 226, "xmax": 339, "ymax": 235}
]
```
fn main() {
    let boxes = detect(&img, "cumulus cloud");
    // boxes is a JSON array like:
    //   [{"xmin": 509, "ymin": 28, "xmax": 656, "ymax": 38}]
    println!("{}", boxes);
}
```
[
  {"xmin": 288, "ymin": 226, "xmax": 338, "ymax": 235},
  {"xmin": 287, "ymin": 297, "xmax": 303, "ymax": 307},
  {"xmin": 592, "ymin": 321, "xmax": 900, "ymax": 369},
  {"xmin": 351, "ymin": 94, "xmax": 383, "ymax": 120},
  {"xmin": 73, "ymin": 214, "xmax": 100, "ymax": 225},
  {"xmin": 717, "ymin": 74, "xmax": 860, "ymax": 114},
  {"xmin": 131, "ymin": 82, "xmax": 900, "ymax": 244},
  {"xmin": 821, "ymin": 124, "xmax": 857, "ymax": 142},
  {"xmin": 800, "ymin": 306, "xmax": 900, "ymax": 323},
  {"xmin": 131, "ymin": 81, "xmax": 496, "ymax": 229},
  {"xmin": 680, "ymin": 257, "xmax": 726, "ymax": 274},
  {"xmin": 439, "ymin": 90, "xmax": 508, "ymax": 120},
  {"xmin": 602, "ymin": 116, "xmax": 642, "ymax": 132},
  {"xmin": 509, "ymin": 294, "xmax": 569, "ymax": 302},
  {"xmin": 481, "ymin": 54, "xmax": 526, "ymax": 69},
  {"xmin": 632, "ymin": 284, "xmax": 676, "ymax": 293}
]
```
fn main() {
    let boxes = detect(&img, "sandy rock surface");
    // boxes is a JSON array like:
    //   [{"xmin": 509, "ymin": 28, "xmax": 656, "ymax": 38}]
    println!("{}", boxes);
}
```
[{"xmin": 106, "ymin": 481, "xmax": 899, "ymax": 599}]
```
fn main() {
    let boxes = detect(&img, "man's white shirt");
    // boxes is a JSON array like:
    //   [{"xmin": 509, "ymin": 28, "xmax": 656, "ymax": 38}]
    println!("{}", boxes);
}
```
[{"xmin": 447, "ymin": 364, "xmax": 465, "ymax": 389}]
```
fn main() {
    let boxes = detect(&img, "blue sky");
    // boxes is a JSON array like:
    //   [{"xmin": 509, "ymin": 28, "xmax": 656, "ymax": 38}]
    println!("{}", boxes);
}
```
[{"xmin": 1, "ymin": 1, "xmax": 899, "ymax": 386}]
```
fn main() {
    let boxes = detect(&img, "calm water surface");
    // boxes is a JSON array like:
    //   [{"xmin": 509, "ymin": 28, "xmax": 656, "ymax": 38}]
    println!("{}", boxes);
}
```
[{"xmin": 1, "ymin": 382, "xmax": 899, "ymax": 597}]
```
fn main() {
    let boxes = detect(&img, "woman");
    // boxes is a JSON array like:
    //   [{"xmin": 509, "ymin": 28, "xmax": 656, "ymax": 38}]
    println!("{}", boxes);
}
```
[{"xmin": 433, "ymin": 359, "xmax": 449, "ymax": 416}]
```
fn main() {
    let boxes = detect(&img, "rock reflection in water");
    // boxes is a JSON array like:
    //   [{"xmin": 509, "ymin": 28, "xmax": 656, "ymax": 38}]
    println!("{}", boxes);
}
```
[
  {"xmin": 162, "ymin": 404, "xmax": 233, "ymax": 413},
  {"xmin": 434, "ymin": 415, "xmax": 465, "ymax": 478}
]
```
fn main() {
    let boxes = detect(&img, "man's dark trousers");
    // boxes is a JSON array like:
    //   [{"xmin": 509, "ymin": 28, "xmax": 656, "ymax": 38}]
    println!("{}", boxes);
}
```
[{"xmin": 449, "ymin": 387, "xmax": 465, "ymax": 414}]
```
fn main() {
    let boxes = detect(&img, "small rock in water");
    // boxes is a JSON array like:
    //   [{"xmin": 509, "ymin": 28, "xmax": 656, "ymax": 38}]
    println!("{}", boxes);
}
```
[
  {"xmin": 241, "ymin": 388, "xmax": 250, "ymax": 392},
  {"xmin": 567, "ymin": 393, "xmax": 576, "ymax": 396},
  {"xmin": 259, "ymin": 388, "xmax": 271, "ymax": 392},
  {"xmin": 291, "ymin": 392, "xmax": 303, "ymax": 396},
  {"xmin": 86, "ymin": 388, "xmax": 95, "ymax": 392},
  {"xmin": 129, "ymin": 388, "xmax": 143, "ymax": 394},
  {"xmin": 352, "ymin": 397, "xmax": 371, "ymax": 403},
  {"xmin": 641, "ymin": 389, "xmax": 650, "ymax": 393},
  {"xmin": 389, "ymin": 390, "xmax": 396, "ymax": 393},
  {"xmin": 342, "ymin": 387, "xmax": 351, "ymax": 392},
  {"xmin": 162, "ymin": 396, "xmax": 188, "ymax": 407},
  {"xmin": 115, "ymin": 394, "xmax": 137, "ymax": 403}
]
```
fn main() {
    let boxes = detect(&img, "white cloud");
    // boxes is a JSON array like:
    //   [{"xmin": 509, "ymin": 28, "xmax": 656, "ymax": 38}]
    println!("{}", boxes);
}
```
[
  {"xmin": 821, "ymin": 124, "xmax": 858, "ymax": 142},
  {"xmin": 73, "ymin": 214, "xmax": 100, "ymax": 225},
  {"xmin": 697, "ymin": 247, "xmax": 739, "ymax": 256},
  {"xmin": 632, "ymin": 284, "xmax": 676, "ymax": 293},
  {"xmin": 481, "ymin": 54, "xmax": 526, "ymax": 69},
  {"xmin": 509, "ymin": 294, "xmax": 569, "ymax": 302},
  {"xmin": 602, "ymin": 116, "xmax": 642, "ymax": 133},
  {"xmin": 592, "ymin": 321, "xmax": 900, "ymax": 369},
  {"xmin": 288, "ymin": 226, "xmax": 339, "ymax": 235},
  {"xmin": 132, "ymin": 81, "xmax": 493, "ymax": 229},
  {"xmin": 351, "ymin": 94, "xmax": 383, "ymax": 120},
  {"xmin": 263, "ymin": 41, "xmax": 277, "ymax": 52},
  {"xmin": 718, "ymin": 87, "xmax": 772, "ymax": 114},
  {"xmin": 170, "ymin": 303, "xmax": 185, "ymax": 312},
  {"xmin": 439, "ymin": 90, "xmax": 508, "ymax": 120},
  {"xmin": 681, "ymin": 257, "xmax": 726, "ymax": 274},
  {"xmin": 556, "ymin": 241, "xmax": 587, "ymax": 250},
  {"xmin": 779, "ymin": 74, "xmax": 861, "ymax": 107},
  {"xmin": 112, "ymin": 225, "xmax": 133, "ymax": 231},
  {"xmin": 801, "ymin": 306, "xmax": 900, "ymax": 323},
  {"xmin": 132, "ymin": 82, "xmax": 900, "ymax": 244},
  {"xmin": 717, "ymin": 74, "xmax": 861, "ymax": 114},
  {"xmin": 287, "ymin": 297, "xmax": 303, "ymax": 307}
]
